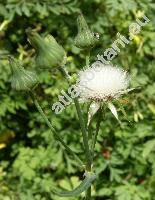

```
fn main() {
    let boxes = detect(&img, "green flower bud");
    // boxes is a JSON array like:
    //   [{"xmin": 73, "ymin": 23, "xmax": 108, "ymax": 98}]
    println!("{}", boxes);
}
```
[
  {"xmin": 74, "ymin": 14, "xmax": 99, "ymax": 49},
  {"xmin": 27, "ymin": 30, "xmax": 66, "ymax": 69},
  {"xmin": 9, "ymin": 57, "xmax": 38, "ymax": 91}
]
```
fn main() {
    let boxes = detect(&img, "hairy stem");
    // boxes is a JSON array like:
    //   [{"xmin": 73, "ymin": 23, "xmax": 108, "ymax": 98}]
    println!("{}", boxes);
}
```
[{"xmin": 30, "ymin": 92, "xmax": 83, "ymax": 167}]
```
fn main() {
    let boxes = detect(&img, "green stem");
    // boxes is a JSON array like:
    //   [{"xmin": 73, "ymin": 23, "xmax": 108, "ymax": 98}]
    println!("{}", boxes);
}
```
[
  {"xmin": 60, "ymin": 66, "xmax": 92, "ymax": 171},
  {"xmin": 85, "ymin": 187, "xmax": 91, "ymax": 200},
  {"xmin": 85, "ymin": 50, "xmax": 92, "ymax": 199},
  {"xmin": 91, "ymin": 108, "xmax": 102, "ymax": 158},
  {"xmin": 86, "ymin": 50, "xmax": 90, "ymax": 67},
  {"xmin": 59, "ymin": 66, "xmax": 71, "ymax": 80},
  {"xmin": 30, "ymin": 92, "xmax": 83, "ymax": 167},
  {"xmin": 61, "ymin": 57, "xmax": 92, "ymax": 199},
  {"xmin": 74, "ymin": 98, "xmax": 92, "ymax": 171},
  {"xmin": 88, "ymin": 122, "xmax": 93, "ymax": 141}
]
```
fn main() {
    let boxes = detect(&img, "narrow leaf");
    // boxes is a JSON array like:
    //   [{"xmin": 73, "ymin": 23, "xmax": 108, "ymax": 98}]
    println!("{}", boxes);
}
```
[
  {"xmin": 125, "ymin": 88, "xmax": 137, "ymax": 93},
  {"xmin": 52, "ymin": 173, "xmax": 97, "ymax": 197},
  {"xmin": 120, "ymin": 87, "xmax": 141, "ymax": 95},
  {"xmin": 108, "ymin": 102, "xmax": 119, "ymax": 121},
  {"xmin": 87, "ymin": 102, "xmax": 101, "ymax": 126}
]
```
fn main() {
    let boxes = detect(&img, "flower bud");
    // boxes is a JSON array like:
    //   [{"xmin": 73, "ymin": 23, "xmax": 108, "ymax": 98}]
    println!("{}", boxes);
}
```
[
  {"xmin": 74, "ymin": 14, "xmax": 99, "ymax": 49},
  {"xmin": 9, "ymin": 57, "xmax": 38, "ymax": 91},
  {"xmin": 27, "ymin": 30, "xmax": 66, "ymax": 69}
]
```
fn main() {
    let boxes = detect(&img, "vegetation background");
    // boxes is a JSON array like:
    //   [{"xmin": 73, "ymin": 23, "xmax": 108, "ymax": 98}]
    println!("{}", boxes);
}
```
[{"xmin": 0, "ymin": 0, "xmax": 155, "ymax": 199}]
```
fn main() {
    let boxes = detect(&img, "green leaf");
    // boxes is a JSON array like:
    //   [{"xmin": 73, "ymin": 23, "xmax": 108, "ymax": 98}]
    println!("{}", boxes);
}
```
[
  {"xmin": 22, "ymin": 3, "xmax": 30, "ymax": 17},
  {"xmin": 0, "ymin": 4, "xmax": 8, "ymax": 17},
  {"xmin": 142, "ymin": 139, "xmax": 155, "ymax": 158}
]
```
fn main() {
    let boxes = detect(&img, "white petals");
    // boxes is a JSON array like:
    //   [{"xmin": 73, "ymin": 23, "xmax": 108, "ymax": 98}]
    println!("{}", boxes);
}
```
[
  {"xmin": 108, "ymin": 102, "xmax": 119, "ymax": 121},
  {"xmin": 77, "ymin": 63, "xmax": 129, "ymax": 101},
  {"xmin": 87, "ymin": 102, "xmax": 101, "ymax": 126}
]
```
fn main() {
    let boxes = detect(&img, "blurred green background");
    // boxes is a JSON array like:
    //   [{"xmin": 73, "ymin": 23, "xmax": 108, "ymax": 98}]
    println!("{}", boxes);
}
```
[{"xmin": 0, "ymin": 0, "xmax": 155, "ymax": 199}]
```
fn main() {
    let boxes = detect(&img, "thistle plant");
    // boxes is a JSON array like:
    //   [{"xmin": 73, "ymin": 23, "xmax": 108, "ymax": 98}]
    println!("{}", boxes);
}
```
[{"xmin": 8, "ymin": 14, "xmax": 133, "ymax": 200}]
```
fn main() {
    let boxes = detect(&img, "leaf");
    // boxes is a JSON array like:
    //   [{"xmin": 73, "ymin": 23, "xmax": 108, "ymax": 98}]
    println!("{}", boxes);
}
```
[
  {"xmin": 0, "ymin": 4, "xmax": 8, "ymax": 17},
  {"xmin": 119, "ymin": 87, "xmax": 139, "ymax": 95},
  {"xmin": 0, "ymin": 20, "xmax": 10, "ymax": 32},
  {"xmin": 142, "ymin": 139, "xmax": 155, "ymax": 158},
  {"xmin": 148, "ymin": 103, "xmax": 155, "ymax": 114},
  {"xmin": 22, "ymin": 3, "xmax": 30, "ymax": 17},
  {"xmin": 110, "ymin": 168, "xmax": 122, "ymax": 182},
  {"xmin": 52, "ymin": 173, "xmax": 97, "ymax": 197},
  {"xmin": 87, "ymin": 102, "xmax": 101, "ymax": 126},
  {"xmin": 15, "ymin": 5, "xmax": 22, "ymax": 16},
  {"xmin": 108, "ymin": 102, "xmax": 119, "ymax": 121}
]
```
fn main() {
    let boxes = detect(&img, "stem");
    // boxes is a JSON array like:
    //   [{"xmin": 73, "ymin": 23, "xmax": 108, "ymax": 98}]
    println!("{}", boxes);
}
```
[
  {"xmin": 85, "ymin": 50, "xmax": 92, "ymax": 199},
  {"xmin": 59, "ymin": 66, "xmax": 71, "ymax": 80},
  {"xmin": 91, "ymin": 108, "xmax": 102, "ymax": 158},
  {"xmin": 74, "ymin": 98, "xmax": 92, "ymax": 171},
  {"xmin": 88, "ymin": 122, "xmax": 93, "ymax": 141},
  {"xmin": 30, "ymin": 92, "xmax": 83, "ymax": 167},
  {"xmin": 85, "ymin": 187, "xmax": 91, "ymax": 200},
  {"xmin": 61, "ymin": 57, "xmax": 92, "ymax": 199},
  {"xmin": 60, "ymin": 66, "xmax": 92, "ymax": 171},
  {"xmin": 86, "ymin": 50, "xmax": 90, "ymax": 67}
]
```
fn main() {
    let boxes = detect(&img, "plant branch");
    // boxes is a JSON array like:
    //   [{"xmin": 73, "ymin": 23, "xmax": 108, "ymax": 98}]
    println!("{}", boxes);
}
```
[
  {"xmin": 61, "ymin": 55, "xmax": 93, "ymax": 199},
  {"xmin": 74, "ymin": 97, "xmax": 92, "ymax": 171},
  {"xmin": 30, "ymin": 92, "xmax": 83, "ymax": 167},
  {"xmin": 84, "ymin": 50, "xmax": 93, "ymax": 199},
  {"xmin": 60, "ymin": 65, "xmax": 92, "ymax": 171},
  {"xmin": 91, "ymin": 108, "xmax": 102, "ymax": 158}
]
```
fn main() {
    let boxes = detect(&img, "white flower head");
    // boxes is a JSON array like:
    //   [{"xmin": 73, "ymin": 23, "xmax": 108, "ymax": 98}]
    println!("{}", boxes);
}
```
[{"xmin": 76, "ymin": 62, "xmax": 129, "ymax": 102}]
